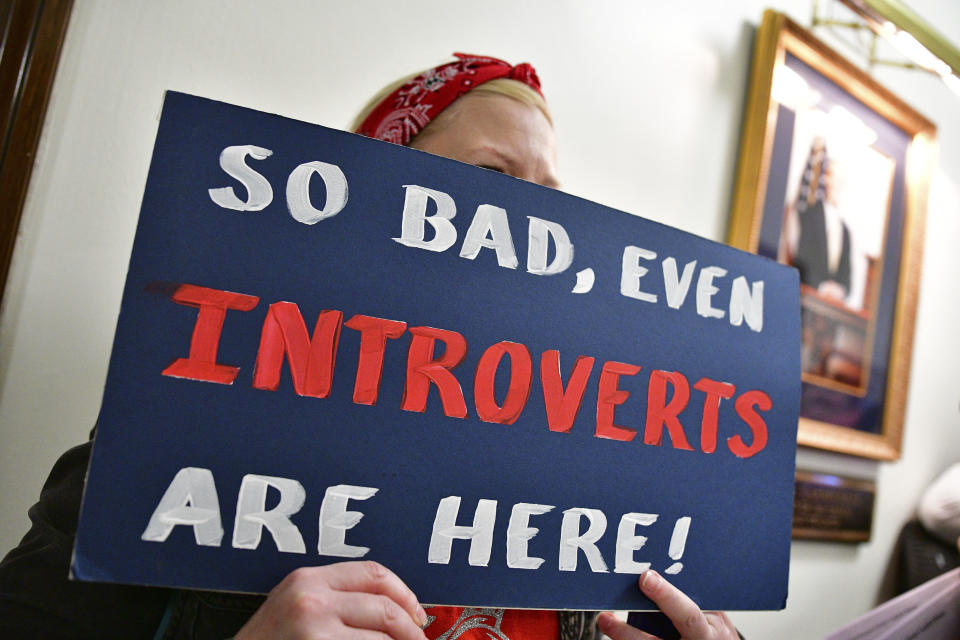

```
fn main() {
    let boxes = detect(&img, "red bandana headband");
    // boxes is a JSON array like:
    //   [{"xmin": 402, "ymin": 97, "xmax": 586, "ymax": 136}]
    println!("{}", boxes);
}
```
[{"xmin": 355, "ymin": 52, "xmax": 543, "ymax": 146}]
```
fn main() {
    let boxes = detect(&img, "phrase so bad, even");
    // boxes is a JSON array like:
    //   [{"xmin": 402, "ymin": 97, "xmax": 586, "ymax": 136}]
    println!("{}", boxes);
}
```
[{"xmin": 208, "ymin": 144, "xmax": 766, "ymax": 333}]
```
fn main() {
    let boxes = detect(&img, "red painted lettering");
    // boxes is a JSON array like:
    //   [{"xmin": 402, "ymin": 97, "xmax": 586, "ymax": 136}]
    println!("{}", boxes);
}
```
[
  {"xmin": 162, "ymin": 284, "xmax": 260, "ymax": 384},
  {"xmin": 252, "ymin": 303, "xmax": 343, "ymax": 397},
  {"xmin": 474, "ymin": 342, "xmax": 532, "ymax": 424},
  {"xmin": 344, "ymin": 315, "xmax": 407, "ymax": 405},
  {"xmin": 644, "ymin": 370, "xmax": 693, "ymax": 450},
  {"xmin": 540, "ymin": 351, "xmax": 595, "ymax": 433},
  {"xmin": 693, "ymin": 378, "xmax": 736, "ymax": 454},
  {"xmin": 401, "ymin": 326, "xmax": 468, "ymax": 418},
  {"xmin": 729, "ymin": 390, "xmax": 771, "ymax": 458},
  {"xmin": 595, "ymin": 361, "xmax": 642, "ymax": 441}
]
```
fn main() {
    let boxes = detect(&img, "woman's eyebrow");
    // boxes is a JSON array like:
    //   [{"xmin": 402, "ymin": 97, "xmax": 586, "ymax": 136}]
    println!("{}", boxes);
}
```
[
  {"xmin": 470, "ymin": 146, "xmax": 560, "ymax": 189},
  {"xmin": 473, "ymin": 146, "xmax": 516, "ymax": 171}
]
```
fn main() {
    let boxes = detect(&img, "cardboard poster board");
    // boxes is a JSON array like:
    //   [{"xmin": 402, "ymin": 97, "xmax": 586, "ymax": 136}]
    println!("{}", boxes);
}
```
[{"xmin": 73, "ymin": 92, "xmax": 801, "ymax": 611}]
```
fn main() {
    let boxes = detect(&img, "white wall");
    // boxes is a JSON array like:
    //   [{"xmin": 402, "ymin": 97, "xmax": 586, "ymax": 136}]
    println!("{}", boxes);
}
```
[{"xmin": 1, "ymin": 1, "xmax": 958, "ymax": 637}]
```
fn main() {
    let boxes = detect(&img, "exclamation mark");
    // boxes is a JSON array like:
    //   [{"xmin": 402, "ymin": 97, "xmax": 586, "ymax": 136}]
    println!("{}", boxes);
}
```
[{"xmin": 665, "ymin": 516, "xmax": 691, "ymax": 575}]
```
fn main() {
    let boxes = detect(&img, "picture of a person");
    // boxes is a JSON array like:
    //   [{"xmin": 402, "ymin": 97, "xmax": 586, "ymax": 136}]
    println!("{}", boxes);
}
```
[{"xmin": 788, "ymin": 137, "xmax": 852, "ymax": 303}]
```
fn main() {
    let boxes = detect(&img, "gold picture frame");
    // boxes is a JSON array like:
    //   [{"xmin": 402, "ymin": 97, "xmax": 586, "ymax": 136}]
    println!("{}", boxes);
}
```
[{"xmin": 728, "ymin": 10, "xmax": 936, "ymax": 460}]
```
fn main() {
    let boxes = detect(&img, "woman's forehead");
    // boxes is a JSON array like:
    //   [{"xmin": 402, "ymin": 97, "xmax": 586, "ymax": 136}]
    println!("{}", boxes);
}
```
[{"xmin": 414, "ymin": 93, "xmax": 559, "ymax": 188}]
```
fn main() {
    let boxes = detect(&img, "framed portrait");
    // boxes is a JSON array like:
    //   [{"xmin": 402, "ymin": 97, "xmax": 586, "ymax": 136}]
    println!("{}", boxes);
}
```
[{"xmin": 728, "ymin": 10, "xmax": 936, "ymax": 460}]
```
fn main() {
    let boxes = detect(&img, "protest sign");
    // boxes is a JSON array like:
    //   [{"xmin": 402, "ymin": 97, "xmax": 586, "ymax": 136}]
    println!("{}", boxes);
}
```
[{"xmin": 73, "ymin": 91, "xmax": 801, "ymax": 611}]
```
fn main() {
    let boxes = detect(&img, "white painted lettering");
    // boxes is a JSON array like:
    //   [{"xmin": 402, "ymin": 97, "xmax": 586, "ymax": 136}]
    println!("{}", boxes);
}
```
[
  {"xmin": 460, "ymin": 205, "xmax": 518, "ymax": 268},
  {"xmin": 232, "ymin": 474, "xmax": 306, "ymax": 553},
  {"xmin": 393, "ymin": 185, "xmax": 458, "ymax": 252},
  {"xmin": 527, "ymin": 217, "xmax": 574, "ymax": 275},
  {"xmin": 286, "ymin": 161, "xmax": 348, "ymax": 225},
  {"xmin": 558, "ymin": 507, "xmax": 609, "ymax": 572},
  {"xmin": 208, "ymin": 145, "xmax": 274, "ymax": 211},
  {"xmin": 142, "ymin": 467, "xmax": 223, "ymax": 547},
  {"xmin": 620, "ymin": 246, "xmax": 658, "ymax": 303},
  {"xmin": 696, "ymin": 266, "xmax": 727, "ymax": 319},
  {"xmin": 506, "ymin": 502, "xmax": 555, "ymax": 569},
  {"xmin": 428, "ymin": 496, "xmax": 497, "ymax": 566},
  {"xmin": 729, "ymin": 276, "xmax": 764, "ymax": 332},
  {"xmin": 662, "ymin": 258, "xmax": 697, "ymax": 310},
  {"xmin": 614, "ymin": 513, "xmax": 658, "ymax": 573},
  {"xmin": 317, "ymin": 484, "xmax": 378, "ymax": 558}
]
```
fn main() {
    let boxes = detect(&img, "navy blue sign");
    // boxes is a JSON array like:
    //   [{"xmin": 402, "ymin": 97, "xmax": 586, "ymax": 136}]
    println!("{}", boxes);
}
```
[{"xmin": 73, "ymin": 92, "xmax": 800, "ymax": 611}]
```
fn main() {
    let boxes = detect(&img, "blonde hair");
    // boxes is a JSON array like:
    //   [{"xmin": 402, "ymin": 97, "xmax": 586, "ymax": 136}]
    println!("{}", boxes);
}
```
[{"xmin": 350, "ymin": 71, "xmax": 552, "ymax": 138}]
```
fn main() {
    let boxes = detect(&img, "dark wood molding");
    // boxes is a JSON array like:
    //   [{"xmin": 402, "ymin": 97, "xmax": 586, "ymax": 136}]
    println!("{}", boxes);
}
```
[{"xmin": 0, "ymin": 0, "xmax": 73, "ymax": 310}]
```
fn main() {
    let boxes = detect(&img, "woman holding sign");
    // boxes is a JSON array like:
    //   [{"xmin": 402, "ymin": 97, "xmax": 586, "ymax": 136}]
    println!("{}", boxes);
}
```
[
  {"xmin": 0, "ymin": 54, "xmax": 740, "ymax": 640},
  {"xmin": 236, "ymin": 54, "xmax": 742, "ymax": 640}
]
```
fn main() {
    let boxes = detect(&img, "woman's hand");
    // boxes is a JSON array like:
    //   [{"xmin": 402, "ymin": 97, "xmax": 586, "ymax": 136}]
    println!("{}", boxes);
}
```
[
  {"xmin": 234, "ymin": 561, "xmax": 429, "ymax": 640},
  {"xmin": 597, "ymin": 570, "xmax": 740, "ymax": 640}
]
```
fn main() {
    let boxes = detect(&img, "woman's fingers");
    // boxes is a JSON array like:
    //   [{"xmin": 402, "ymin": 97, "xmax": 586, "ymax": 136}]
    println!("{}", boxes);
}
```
[
  {"xmin": 633, "ymin": 570, "xmax": 741, "ymax": 640},
  {"xmin": 639, "ymin": 570, "xmax": 714, "ymax": 639},
  {"xmin": 234, "ymin": 561, "xmax": 428, "ymax": 640},
  {"xmin": 320, "ymin": 561, "xmax": 428, "ymax": 626},
  {"xmin": 597, "ymin": 612, "xmax": 660, "ymax": 640},
  {"xmin": 337, "ymin": 591, "xmax": 431, "ymax": 640}
]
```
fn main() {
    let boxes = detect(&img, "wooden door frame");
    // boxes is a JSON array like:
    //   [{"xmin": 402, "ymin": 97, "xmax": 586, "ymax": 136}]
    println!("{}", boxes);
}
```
[{"xmin": 0, "ymin": 0, "xmax": 73, "ymax": 309}]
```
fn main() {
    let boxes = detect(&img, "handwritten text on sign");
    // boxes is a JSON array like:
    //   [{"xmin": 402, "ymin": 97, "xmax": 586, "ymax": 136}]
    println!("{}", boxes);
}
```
[{"xmin": 73, "ymin": 92, "xmax": 800, "ymax": 611}]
